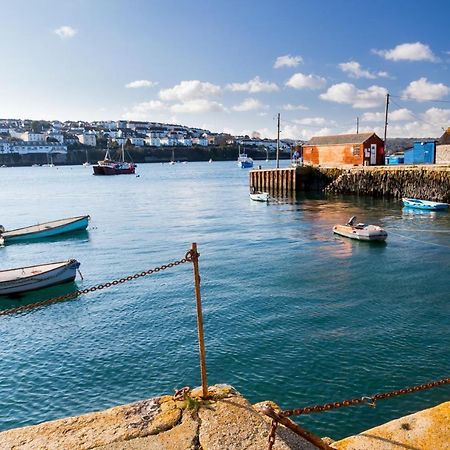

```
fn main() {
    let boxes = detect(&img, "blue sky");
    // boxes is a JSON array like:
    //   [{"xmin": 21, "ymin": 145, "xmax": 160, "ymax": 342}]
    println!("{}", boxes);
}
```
[{"xmin": 1, "ymin": 0, "xmax": 449, "ymax": 138}]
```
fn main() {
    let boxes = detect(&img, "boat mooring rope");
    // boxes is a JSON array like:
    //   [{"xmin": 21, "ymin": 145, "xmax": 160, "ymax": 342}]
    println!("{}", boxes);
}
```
[
  {"xmin": 0, "ymin": 249, "xmax": 197, "ymax": 317},
  {"xmin": 389, "ymin": 231, "xmax": 450, "ymax": 249}
]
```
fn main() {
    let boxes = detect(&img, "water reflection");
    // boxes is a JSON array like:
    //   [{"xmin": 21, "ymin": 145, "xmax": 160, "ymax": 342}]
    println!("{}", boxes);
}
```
[{"xmin": 0, "ymin": 281, "xmax": 79, "ymax": 311}]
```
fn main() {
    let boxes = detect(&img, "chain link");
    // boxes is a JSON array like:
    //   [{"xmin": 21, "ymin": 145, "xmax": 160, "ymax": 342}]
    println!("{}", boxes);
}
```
[
  {"xmin": 267, "ymin": 419, "xmax": 278, "ymax": 450},
  {"xmin": 281, "ymin": 376, "xmax": 450, "ymax": 418},
  {"xmin": 0, "ymin": 255, "xmax": 192, "ymax": 317}
]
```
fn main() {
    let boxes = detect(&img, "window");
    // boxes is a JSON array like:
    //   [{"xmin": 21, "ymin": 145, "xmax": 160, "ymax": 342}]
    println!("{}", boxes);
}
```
[{"xmin": 352, "ymin": 146, "xmax": 360, "ymax": 156}]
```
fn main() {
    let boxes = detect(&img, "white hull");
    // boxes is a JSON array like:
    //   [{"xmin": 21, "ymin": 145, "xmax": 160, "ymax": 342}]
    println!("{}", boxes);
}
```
[
  {"xmin": 333, "ymin": 224, "xmax": 387, "ymax": 241},
  {"xmin": 250, "ymin": 192, "xmax": 269, "ymax": 202},
  {"xmin": 0, "ymin": 260, "xmax": 80, "ymax": 295}
]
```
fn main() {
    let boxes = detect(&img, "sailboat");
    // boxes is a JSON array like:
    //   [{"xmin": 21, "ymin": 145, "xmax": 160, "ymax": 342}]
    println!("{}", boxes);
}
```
[
  {"xmin": 82, "ymin": 149, "xmax": 90, "ymax": 167},
  {"xmin": 43, "ymin": 153, "xmax": 55, "ymax": 167},
  {"xmin": 237, "ymin": 145, "xmax": 253, "ymax": 168},
  {"xmin": 93, "ymin": 143, "xmax": 136, "ymax": 175},
  {"xmin": 169, "ymin": 148, "xmax": 176, "ymax": 165}
]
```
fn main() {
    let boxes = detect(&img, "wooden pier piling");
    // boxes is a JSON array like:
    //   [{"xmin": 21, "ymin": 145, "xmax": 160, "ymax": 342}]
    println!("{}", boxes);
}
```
[{"xmin": 250, "ymin": 167, "xmax": 297, "ymax": 194}]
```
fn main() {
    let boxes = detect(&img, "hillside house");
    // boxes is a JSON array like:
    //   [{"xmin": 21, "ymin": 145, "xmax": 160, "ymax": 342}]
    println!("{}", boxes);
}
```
[{"xmin": 302, "ymin": 132, "xmax": 384, "ymax": 167}]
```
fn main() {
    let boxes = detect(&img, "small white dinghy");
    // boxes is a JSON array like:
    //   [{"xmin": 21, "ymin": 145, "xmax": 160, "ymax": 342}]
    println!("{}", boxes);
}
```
[
  {"xmin": 0, "ymin": 259, "xmax": 81, "ymax": 295},
  {"xmin": 250, "ymin": 191, "xmax": 270, "ymax": 202},
  {"xmin": 333, "ymin": 216, "xmax": 387, "ymax": 242},
  {"xmin": 0, "ymin": 215, "xmax": 89, "ymax": 245}
]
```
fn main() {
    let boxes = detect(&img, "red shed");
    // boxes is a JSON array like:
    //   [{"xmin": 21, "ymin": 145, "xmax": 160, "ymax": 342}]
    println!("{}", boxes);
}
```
[{"xmin": 302, "ymin": 132, "xmax": 384, "ymax": 167}]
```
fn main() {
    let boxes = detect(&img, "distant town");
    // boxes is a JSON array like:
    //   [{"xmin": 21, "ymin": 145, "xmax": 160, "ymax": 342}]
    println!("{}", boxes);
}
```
[{"xmin": 0, "ymin": 118, "xmax": 293, "ymax": 166}]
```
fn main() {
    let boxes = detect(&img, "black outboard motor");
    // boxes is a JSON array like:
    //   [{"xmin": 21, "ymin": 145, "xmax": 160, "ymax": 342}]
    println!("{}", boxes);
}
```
[{"xmin": 347, "ymin": 216, "xmax": 356, "ymax": 226}]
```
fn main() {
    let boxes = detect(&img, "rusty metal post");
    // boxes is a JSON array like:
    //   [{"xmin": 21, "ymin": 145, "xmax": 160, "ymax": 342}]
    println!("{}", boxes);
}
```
[
  {"xmin": 260, "ymin": 405, "xmax": 333, "ymax": 450},
  {"xmin": 190, "ymin": 242, "xmax": 208, "ymax": 398}
]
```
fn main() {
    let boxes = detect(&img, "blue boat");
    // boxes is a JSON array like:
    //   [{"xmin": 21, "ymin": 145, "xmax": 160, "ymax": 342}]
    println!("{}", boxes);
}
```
[
  {"xmin": 402, "ymin": 198, "xmax": 449, "ymax": 211},
  {"xmin": 0, "ymin": 215, "xmax": 90, "ymax": 245},
  {"xmin": 237, "ymin": 153, "xmax": 254, "ymax": 168}
]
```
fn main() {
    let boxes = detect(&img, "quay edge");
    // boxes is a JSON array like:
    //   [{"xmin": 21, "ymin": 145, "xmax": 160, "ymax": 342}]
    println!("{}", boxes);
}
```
[
  {"xmin": 0, "ymin": 384, "xmax": 449, "ymax": 449},
  {"xmin": 249, "ymin": 165, "xmax": 450, "ymax": 202}
]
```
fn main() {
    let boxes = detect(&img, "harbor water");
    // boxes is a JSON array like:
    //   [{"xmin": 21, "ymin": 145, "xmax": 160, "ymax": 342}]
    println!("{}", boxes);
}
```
[{"xmin": 0, "ymin": 161, "xmax": 449, "ymax": 439}]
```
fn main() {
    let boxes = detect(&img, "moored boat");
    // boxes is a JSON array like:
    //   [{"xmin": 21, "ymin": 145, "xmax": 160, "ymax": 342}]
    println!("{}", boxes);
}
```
[
  {"xmin": 402, "ymin": 198, "xmax": 449, "ymax": 210},
  {"xmin": 93, "ymin": 147, "xmax": 135, "ymax": 175},
  {"xmin": 0, "ymin": 259, "xmax": 81, "ymax": 295},
  {"xmin": 333, "ymin": 216, "xmax": 387, "ymax": 241},
  {"xmin": 0, "ymin": 215, "xmax": 90, "ymax": 245},
  {"xmin": 237, "ymin": 145, "xmax": 253, "ymax": 168},
  {"xmin": 250, "ymin": 191, "xmax": 269, "ymax": 202}
]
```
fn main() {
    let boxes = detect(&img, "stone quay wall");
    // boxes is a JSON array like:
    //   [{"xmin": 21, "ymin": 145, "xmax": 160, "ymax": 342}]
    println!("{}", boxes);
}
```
[{"xmin": 315, "ymin": 165, "xmax": 450, "ymax": 202}]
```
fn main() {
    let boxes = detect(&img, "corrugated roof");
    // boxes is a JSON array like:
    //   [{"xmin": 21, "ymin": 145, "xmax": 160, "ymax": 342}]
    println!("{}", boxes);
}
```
[{"xmin": 305, "ymin": 132, "xmax": 376, "ymax": 146}]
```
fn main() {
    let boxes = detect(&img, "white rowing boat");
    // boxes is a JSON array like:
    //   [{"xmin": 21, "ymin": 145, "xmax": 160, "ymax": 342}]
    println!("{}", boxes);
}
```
[
  {"xmin": 333, "ymin": 216, "xmax": 387, "ymax": 241},
  {"xmin": 0, "ymin": 215, "xmax": 90, "ymax": 245},
  {"xmin": 250, "ymin": 191, "xmax": 270, "ymax": 202},
  {"xmin": 0, "ymin": 259, "xmax": 81, "ymax": 295}
]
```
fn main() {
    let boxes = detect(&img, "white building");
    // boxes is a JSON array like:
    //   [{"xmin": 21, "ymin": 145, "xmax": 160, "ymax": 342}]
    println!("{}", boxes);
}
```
[
  {"xmin": 77, "ymin": 131, "xmax": 97, "ymax": 147},
  {"xmin": 178, "ymin": 138, "xmax": 192, "ymax": 146},
  {"xmin": 46, "ymin": 131, "xmax": 64, "ymax": 144},
  {"xmin": 192, "ymin": 137, "xmax": 208, "ymax": 147},
  {"xmin": 0, "ymin": 140, "xmax": 12, "ymax": 153},
  {"xmin": 160, "ymin": 137, "xmax": 178, "ymax": 146},
  {"xmin": 144, "ymin": 137, "xmax": 161, "ymax": 147},
  {"xmin": 9, "ymin": 142, "xmax": 67, "ymax": 155},
  {"xmin": 130, "ymin": 136, "xmax": 145, "ymax": 147}
]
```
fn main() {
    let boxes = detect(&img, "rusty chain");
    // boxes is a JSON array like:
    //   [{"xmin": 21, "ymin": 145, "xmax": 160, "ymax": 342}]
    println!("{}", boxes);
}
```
[
  {"xmin": 267, "ymin": 419, "xmax": 278, "ymax": 450},
  {"xmin": 0, "ymin": 249, "xmax": 197, "ymax": 317},
  {"xmin": 264, "ymin": 376, "xmax": 450, "ymax": 449},
  {"xmin": 280, "ymin": 376, "xmax": 450, "ymax": 417}
]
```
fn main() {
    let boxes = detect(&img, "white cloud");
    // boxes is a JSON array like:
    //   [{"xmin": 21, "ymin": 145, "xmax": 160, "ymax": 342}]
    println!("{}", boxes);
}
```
[
  {"xmin": 232, "ymin": 98, "xmax": 267, "ymax": 112},
  {"xmin": 362, "ymin": 108, "xmax": 414, "ymax": 123},
  {"xmin": 338, "ymin": 61, "xmax": 389, "ymax": 79},
  {"xmin": 401, "ymin": 77, "xmax": 449, "ymax": 102},
  {"xmin": 54, "ymin": 25, "xmax": 77, "ymax": 39},
  {"xmin": 320, "ymin": 82, "xmax": 387, "ymax": 108},
  {"xmin": 123, "ymin": 100, "xmax": 168, "ymax": 120},
  {"xmin": 159, "ymin": 80, "xmax": 221, "ymax": 101},
  {"xmin": 286, "ymin": 72, "xmax": 326, "ymax": 90},
  {"xmin": 227, "ymin": 76, "xmax": 279, "ymax": 93},
  {"xmin": 369, "ymin": 108, "xmax": 450, "ymax": 138},
  {"xmin": 170, "ymin": 99, "xmax": 226, "ymax": 113},
  {"xmin": 282, "ymin": 124, "xmax": 333, "ymax": 140},
  {"xmin": 373, "ymin": 42, "xmax": 438, "ymax": 62},
  {"xmin": 282, "ymin": 103, "xmax": 308, "ymax": 111},
  {"xmin": 294, "ymin": 117, "xmax": 329, "ymax": 126},
  {"xmin": 125, "ymin": 80, "xmax": 158, "ymax": 89},
  {"xmin": 274, "ymin": 54, "xmax": 303, "ymax": 68},
  {"xmin": 422, "ymin": 107, "xmax": 450, "ymax": 125}
]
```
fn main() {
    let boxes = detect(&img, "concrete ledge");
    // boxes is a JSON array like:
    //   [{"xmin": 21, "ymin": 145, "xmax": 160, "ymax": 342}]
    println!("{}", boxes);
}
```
[{"xmin": 333, "ymin": 401, "xmax": 450, "ymax": 450}]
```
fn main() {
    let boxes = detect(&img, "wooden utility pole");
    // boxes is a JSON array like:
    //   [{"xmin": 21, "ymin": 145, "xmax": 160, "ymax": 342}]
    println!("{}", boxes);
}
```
[
  {"xmin": 190, "ymin": 242, "xmax": 208, "ymax": 398},
  {"xmin": 356, "ymin": 117, "xmax": 359, "ymax": 134},
  {"xmin": 276, "ymin": 113, "xmax": 280, "ymax": 169},
  {"xmin": 383, "ymin": 93, "xmax": 390, "ymax": 150}
]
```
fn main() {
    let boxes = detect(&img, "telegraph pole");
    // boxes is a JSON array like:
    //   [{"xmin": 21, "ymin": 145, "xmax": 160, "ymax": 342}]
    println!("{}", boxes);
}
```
[
  {"xmin": 383, "ymin": 93, "xmax": 390, "ymax": 151},
  {"xmin": 356, "ymin": 117, "xmax": 359, "ymax": 134},
  {"xmin": 276, "ymin": 113, "xmax": 280, "ymax": 169}
]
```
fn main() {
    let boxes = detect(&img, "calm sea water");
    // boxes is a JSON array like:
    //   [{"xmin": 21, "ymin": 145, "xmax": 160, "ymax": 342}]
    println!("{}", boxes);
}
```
[{"xmin": 0, "ymin": 161, "xmax": 449, "ymax": 439}]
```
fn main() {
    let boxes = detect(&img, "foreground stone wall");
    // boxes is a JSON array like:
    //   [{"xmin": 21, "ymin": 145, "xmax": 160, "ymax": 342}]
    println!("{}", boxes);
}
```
[
  {"xmin": 323, "ymin": 166, "xmax": 450, "ymax": 202},
  {"xmin": 0, "ymin": 385, "xmax": 314, "ymax": 450}
]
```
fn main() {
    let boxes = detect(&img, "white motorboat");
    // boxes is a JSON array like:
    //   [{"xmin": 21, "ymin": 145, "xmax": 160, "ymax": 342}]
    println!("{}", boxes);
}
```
[
  {"xmin": 250, "ymin": 191, "xmax": 270, "ymax": 202},
  {"xmin": 0, "ymin": 259, "xmax": 81, "ymax": 295},
  {"xmin": 333, "ymin": 216, "xmax": 387, "ymax": 241},
  {"xmin": 0, "ymin": 215, "xmax": 90, "ymax": 245}
]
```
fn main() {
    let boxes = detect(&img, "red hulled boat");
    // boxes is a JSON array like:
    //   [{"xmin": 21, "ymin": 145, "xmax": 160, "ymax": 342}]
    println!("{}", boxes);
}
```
[{"xmin": 93, "ymin": 147, "xmax": 136, "ymax": 175}]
